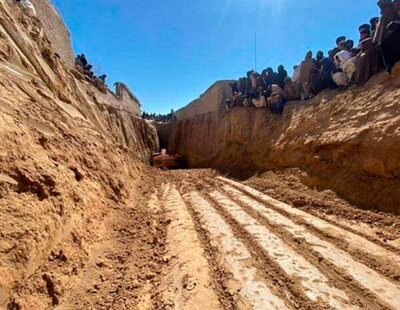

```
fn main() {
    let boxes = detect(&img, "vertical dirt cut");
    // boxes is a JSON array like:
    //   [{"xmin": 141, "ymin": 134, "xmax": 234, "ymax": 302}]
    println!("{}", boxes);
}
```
[{"xmin": 0, "ymin": 1, "xmax": 159, "ymax": 308}]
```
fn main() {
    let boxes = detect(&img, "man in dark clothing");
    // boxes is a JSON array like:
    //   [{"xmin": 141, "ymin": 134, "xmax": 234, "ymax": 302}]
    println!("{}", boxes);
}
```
[
  {"xmin": 238, "ymin": 77, "xmax": 246, "ymax": 94},
  {"xmin": 377, "ymin": 0, "xmax": 400, "ymax": 72},
  {"xmin": 336, "ymin": 36, "xmax": 346, "ymax": 45},
  {"xmin": 229, "ymin": 81, "xmax": 240, "ymax": 107},
  {"xmin": 235, "ymin": 78, "xmax": 246, "ymax": 107},
  {"xmin": 356, "ymin": 28, "xmax": 379, "ymax": 84},
  {"xmin": 316, "ymin": 51, "xmax": 324, "ymax": 68},
  {"xmin": 370, "ymin": 17, "xmax": 380, "ymax": 37},
  {"xmin": 311, "ymin": 51, "xmax": 324, "ymax": 94},
  {"xmin": 84, "ymin": 64, "xmax": 94, "ymax": 79},
  {"xmin": 359, "ymin": 24, "xmax": 371, "ymax": 33},
  {"xmin": 244, "ymin": 71, "xmax": 256, "ymax": 100},
  {"xmin": 328, "ymin": 49, "xmax": 335, "ymax": 61},
  {"xmin": 268, "ymin": 85, "xmax": 285, "ymax": 114},
  {"xmin": 374, "ymin": 0, "xmax": 397, "ymax": 44},
  {"xmin": 99, "ymin": 74, "xmax": 107, "ymax": 82},
  {"xmin": 320, "ymin": 51, "xmax": 336, "ymax": 89},
  {"xmin": 229, "ymin": 81, "xmax": 239, "ymax": 93},
  {"xmin": 95, "ymin": 75, "xmax": 108, "ymax": 92},
  {"xmin": 75, "ymin": 56, "xmax": 83, "ymax": 68},
  {"xmin": 276, "ymin": 65, "xmax": 288, "ymax": 89},
  {"xmin": 80, "ymin": 54, "xmax": 88, "ymax": 67},
  {"xmin": 262, "ymin": 68, "xmax": 277, "ymax": 88},
  {"xmin": 338, "ymin": 40, "xmax": 347, "ymax": 52},
  {"xmin": 360, "ymin": 28, "xmax": 371, "ymax": 42},
  {"xmin": 345, "ymin": 40, "xmax": 354, "ymax": 51},
  {"xmin": 260, "ymin": 70, "xmax": 268, "ymax": 88}
]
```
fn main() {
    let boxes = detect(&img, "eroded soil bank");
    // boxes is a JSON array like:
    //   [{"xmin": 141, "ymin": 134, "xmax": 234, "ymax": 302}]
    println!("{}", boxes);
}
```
[{"xmin": 0, "ymin": 1, "xmax": 159, "ymax": 308}]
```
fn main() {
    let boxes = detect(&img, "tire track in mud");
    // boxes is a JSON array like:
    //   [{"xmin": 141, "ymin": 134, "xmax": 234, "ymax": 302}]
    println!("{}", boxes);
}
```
[
  {"xmin": 218, "ymin": 177, "xmax": 400, "ymax": 273},
  {"xmin": 191, "ymin": 191, "xmax": 326, "ymax": 310},
  {"xmin": 182, "ymin": 197, "xmax": 240, "ymax": 310},
  {"xmin": 157, "ymin": 184, "xmax": 222, "ymax": 310},
  {"xmin": 218, "ymin": 185, "xmax": 400, "ymax": 310},
  {"xmin": 205, "ymin": 190, "xmax": 358, "ymax": 310},
  {"xmin": 220, "ymin": 182, "xmax": 400, "ymax": 283},
  {"xmin": 185, "ymin": 191, "xmax": 291, "ymax": 310}
]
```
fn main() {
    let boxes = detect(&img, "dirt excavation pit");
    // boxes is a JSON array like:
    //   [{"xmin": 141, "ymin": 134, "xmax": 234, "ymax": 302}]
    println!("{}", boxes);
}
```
[
  {"xmin": 4, "ymin": 168, "xmax": 400, "ymax": 309},
  {"xmin": 72, "ymin": 168, "xmax": 399, "ymax": 310},
  {"xmin": 1, "ymin": 0, "xmax": 400, "ymax": 308},
  {"xmin": 159, "ymin": 169, "xmax": 400, "ymax": 309}
]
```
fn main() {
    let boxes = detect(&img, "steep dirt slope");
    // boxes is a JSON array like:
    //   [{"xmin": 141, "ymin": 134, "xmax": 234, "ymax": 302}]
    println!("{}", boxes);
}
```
[
  {"xmin": 30, "ymin": 0, "xmax": 74, "ymax": 66},
  {"xmin": 0, "ymin": 2, "xmax": 159, "ymax": 308},
  {"xmin": 163, "ymin": 74, "xmax": 400, "ymax": 214}
]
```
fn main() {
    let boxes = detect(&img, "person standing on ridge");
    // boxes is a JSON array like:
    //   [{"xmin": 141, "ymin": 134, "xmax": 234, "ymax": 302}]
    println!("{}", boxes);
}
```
[
  {"xmin": 356, "ymin": 27, "xmax": 379, "ymax": 85},
  {"xmin": 319, "ymin": 51, "xmax": 336, "ymax": 89},
  {"xmin": 298, "ymin": 51, "xmax": 315, "ymax": 100},
  {"xmin": 292, "ymin": 65, "xmax": 301, "ymax": 83},
  {"xmin": 375, "ymin": 0, "xmax": 400, "ymax": 73},
  {"xmin": 345, "ymin": 40, "xmax": 355, "ymax": 51},
  {"xmin": 276, "ymin": 65, "xmax": 288, "ymax": 89},
  {"xmin": 311, "ymin": 51, "xmax": 324, "ymax": 94},
  {"xmin": 370, "ymin": 17, "xmax": 380, "ymax": 37}
]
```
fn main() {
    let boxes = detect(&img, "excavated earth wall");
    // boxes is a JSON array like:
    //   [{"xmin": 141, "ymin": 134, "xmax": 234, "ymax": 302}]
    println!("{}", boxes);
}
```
[
  {"xmin": 29, "ymin": 0, "xmax": 74, "ymax": 66},
  {"xmin": 0, "ymin": 1, "xmax": 158, "ymax": 308},
  {"xmin": 162, "ymin": 75, "xmax": 400, "ymax": 214}
]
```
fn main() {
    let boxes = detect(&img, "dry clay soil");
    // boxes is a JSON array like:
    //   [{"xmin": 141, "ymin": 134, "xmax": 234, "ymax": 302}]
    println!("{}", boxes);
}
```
[
  {"xmin": 22, "ymin": 168, "xmax": 400, "ymax": 310},
  {"xmin": 0, "ymin": 1, "xmax": 399, "ymax": 308}
]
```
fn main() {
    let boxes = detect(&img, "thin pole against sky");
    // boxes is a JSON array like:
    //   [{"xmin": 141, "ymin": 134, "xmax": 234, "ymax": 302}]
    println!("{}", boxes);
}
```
[{"xmin": 254, "ymin": 32, "xmax": 257, "ymax": 72}]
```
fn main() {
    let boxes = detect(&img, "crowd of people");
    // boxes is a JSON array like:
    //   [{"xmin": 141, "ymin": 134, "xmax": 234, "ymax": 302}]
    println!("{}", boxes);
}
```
[
  {"xmin": 75, "ymin": 54, "xmax": 108, "ymax": 92},
  {"xmin": 227, "ymin": 0, "xmax": 400, "ymax": 114}
]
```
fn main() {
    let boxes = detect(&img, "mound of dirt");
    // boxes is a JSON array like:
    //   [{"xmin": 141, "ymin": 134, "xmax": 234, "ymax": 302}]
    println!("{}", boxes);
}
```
[{"xmin": 162, "ymin": 74, "xmax": 400, "ymax": 214}]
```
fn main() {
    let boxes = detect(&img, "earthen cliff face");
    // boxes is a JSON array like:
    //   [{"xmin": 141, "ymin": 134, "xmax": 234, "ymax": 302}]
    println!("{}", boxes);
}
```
[
  {"xmin": 175, "ymin": 81, "xmax": 232, "ymax": 121},
  {"xmin": 161, "ymin": 75, "xmax": 400, "ymax": 214},
  {"xmin": 27, "ymin": 0, "xmax": 143, "ymax": 116},
  {"xmin": 30, "ymin": 0, "xmax": 75, "ymax": 66},
  {"xmin": 0, "ymin": 1, "xmax": 158, "ymax": 307}
]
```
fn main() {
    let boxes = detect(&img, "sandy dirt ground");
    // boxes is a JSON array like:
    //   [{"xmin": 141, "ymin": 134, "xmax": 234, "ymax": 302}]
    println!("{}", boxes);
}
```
[
  {"xmin": 4, "ymin": 168, "xmax": 400, "ymax": 309},
  {"xmin": 246, "ymin": 170, "xmax": 400, "ymax": 249},
  {"xmin": 151, "ymin": 169, "xmax": 400, "ymax": 310}
]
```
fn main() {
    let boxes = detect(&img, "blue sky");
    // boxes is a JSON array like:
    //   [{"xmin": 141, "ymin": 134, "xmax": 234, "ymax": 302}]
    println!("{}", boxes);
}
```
[{"xmin": 52, "ymin": 0, "xmax": 379, "ymax": 114}]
